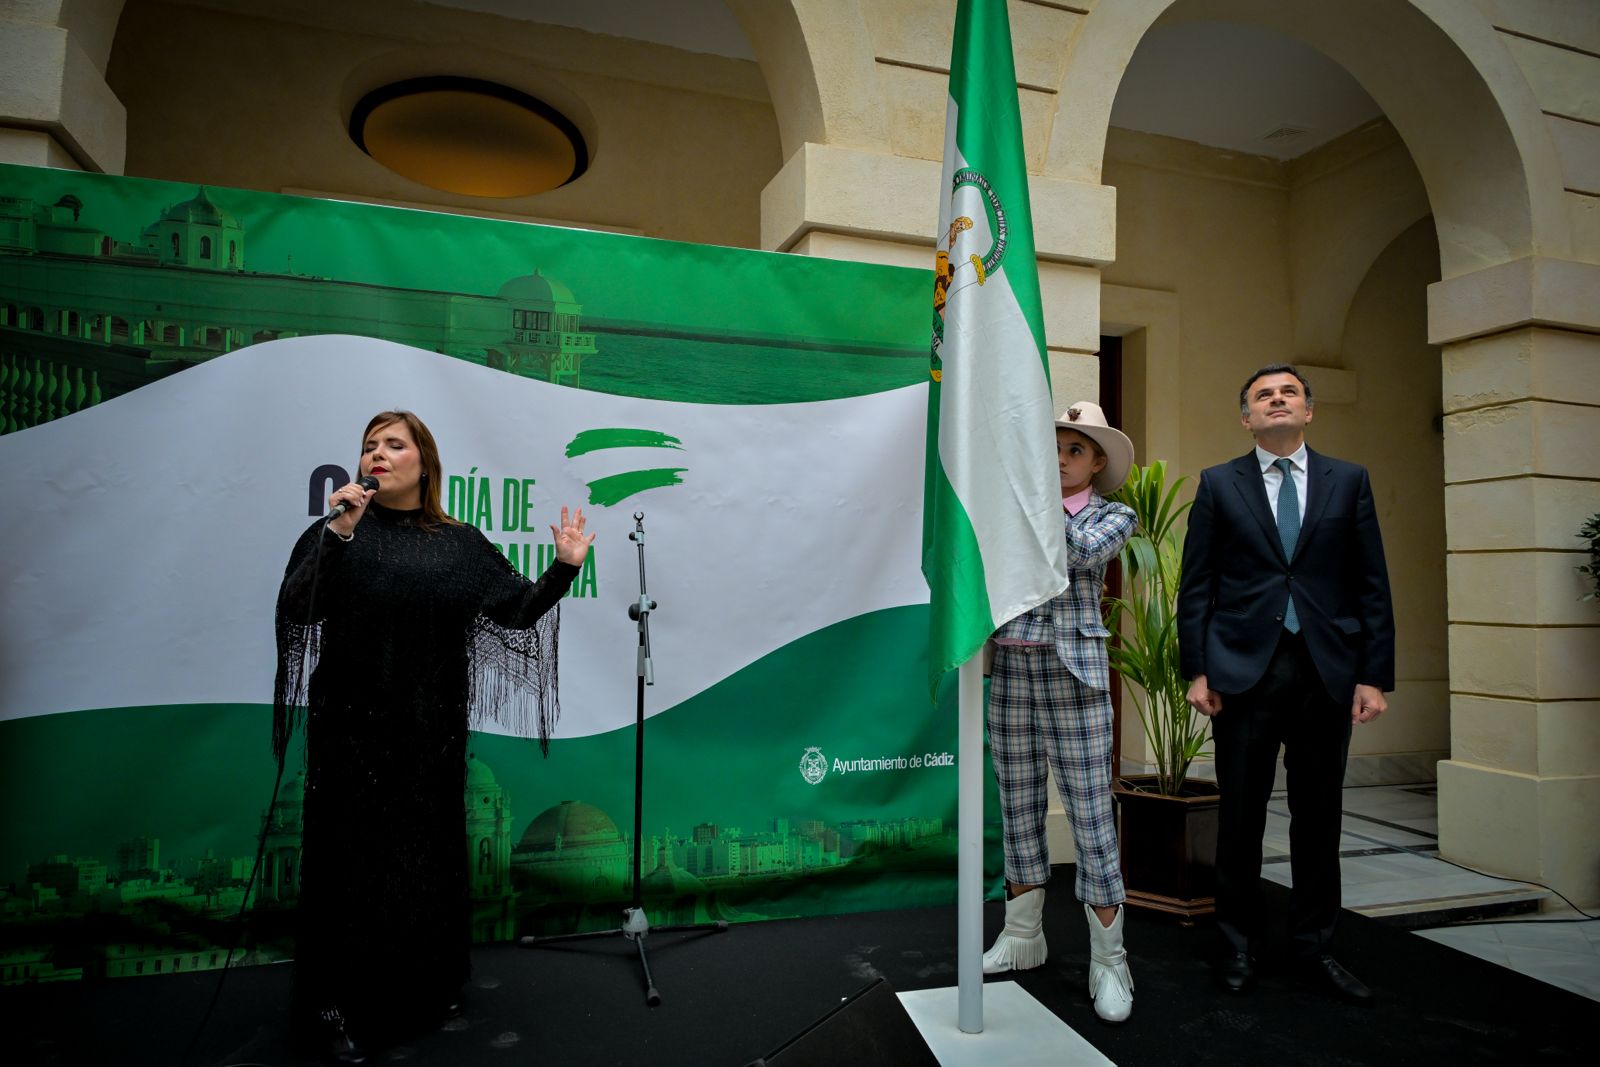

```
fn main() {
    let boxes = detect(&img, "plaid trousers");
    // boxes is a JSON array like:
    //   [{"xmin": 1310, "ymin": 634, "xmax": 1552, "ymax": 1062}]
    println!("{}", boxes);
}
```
[{"xmin": 987, "ymin": 644, "xmax": 1125, "ymax": 905}]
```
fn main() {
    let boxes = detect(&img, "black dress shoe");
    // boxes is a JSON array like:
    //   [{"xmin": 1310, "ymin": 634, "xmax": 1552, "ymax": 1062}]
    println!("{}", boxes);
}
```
[
  {"xmin": 1216, "ymin": 952, "xmax": 1255, "ymax": 993},
  {"xmin": 1296, "ymin": 954, "xmax": 1373, "ymax": 1005}
]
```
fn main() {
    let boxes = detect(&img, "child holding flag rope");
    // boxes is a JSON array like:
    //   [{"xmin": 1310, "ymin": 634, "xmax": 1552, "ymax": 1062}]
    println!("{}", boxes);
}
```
[{"xmin": 982, "ymin": 400, "xmax": 1138, "ymax": 1024}]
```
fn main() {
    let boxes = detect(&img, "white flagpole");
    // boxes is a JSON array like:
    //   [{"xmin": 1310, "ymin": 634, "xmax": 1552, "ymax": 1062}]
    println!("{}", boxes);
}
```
[{"xmin": 957, "ymin": 654, "xmax": 984, "ymax": 1033}]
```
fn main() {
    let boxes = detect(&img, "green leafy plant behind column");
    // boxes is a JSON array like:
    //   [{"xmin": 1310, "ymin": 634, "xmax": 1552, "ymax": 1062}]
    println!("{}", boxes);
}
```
[
  {"xmin": 1106, "ymin": 461, "xmax": 1210, "ymax": 796},
  {"xmin": 1579, "ymin": 512, "xmax": 1600, "ymax": 604}
]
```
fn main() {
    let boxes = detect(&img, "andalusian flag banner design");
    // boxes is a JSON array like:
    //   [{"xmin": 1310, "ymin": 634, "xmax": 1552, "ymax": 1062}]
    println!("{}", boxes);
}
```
[
  {"xmin": 0, "ymin": 159, "xmax": 1019, "ymax": 985},
  {"xmin": 923, "ymin": 0, "xmax": 1069, "ymax": 694}
]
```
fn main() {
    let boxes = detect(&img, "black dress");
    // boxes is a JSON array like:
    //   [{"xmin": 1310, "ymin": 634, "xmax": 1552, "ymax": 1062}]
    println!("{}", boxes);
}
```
[{"xmin": 273, "ymin": 501, "xmax": 577, "ymax": 1041}]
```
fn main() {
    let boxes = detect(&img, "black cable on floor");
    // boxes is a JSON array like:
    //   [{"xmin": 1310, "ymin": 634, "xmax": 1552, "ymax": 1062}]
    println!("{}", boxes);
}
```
[{"xmin": 1266, "ymin": 803, "xmax": 1600, "ymax": 923}]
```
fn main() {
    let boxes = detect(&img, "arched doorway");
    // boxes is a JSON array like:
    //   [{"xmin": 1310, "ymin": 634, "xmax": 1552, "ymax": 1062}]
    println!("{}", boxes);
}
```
[
  {"xmin": 738, "ymin": 0, "xmax": 1593, "ymax": 906},
  {"xmin": 1099, "ymin": 15, "xmax": 1451, "ymax": 792},
  {"xmin": 1050, "ymin": 0, "xmax": 1595, "ymax": 907}
]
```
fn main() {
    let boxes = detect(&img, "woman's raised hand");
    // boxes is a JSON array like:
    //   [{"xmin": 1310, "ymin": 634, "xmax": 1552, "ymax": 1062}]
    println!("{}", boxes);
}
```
[{"xmin": 550, "ymin": 505, "xmax": 597, "ymax": 566}]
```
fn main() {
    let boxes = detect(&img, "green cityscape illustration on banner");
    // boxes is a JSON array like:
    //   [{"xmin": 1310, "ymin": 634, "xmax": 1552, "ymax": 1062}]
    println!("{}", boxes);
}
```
[
  {"xmin": 0, "ymin": 186, "xmax": 598, "ymax": 434},
  {"xmin": 0, "ymin": 173, "xmax": 928, "ymax": 433},
  {"xmin": 0, "ymin": 171, "xmax": 977, "ymax": 987},
  {"xmin": 6, "ymin": 746, "xmax": 958, "ymax": 985}
]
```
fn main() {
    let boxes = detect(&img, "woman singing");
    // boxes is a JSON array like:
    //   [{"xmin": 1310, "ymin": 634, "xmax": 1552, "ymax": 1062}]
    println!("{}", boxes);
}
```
[{"xmin": 274, "ymin": 410, "xmax": 593, "ymax": 1062}]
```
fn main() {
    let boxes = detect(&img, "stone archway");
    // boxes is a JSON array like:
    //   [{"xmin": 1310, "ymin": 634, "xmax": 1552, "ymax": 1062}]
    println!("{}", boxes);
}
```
[
  {"xmin": 725, "ymin": 0, "xmax": 889, "ymax": 162},
  {"xmin": 736, "ymin": 0, "xmax": 1595, "ymax": 904},
  {"xmin": 1047, "ymin": 0, "xmax": 1599, "ymax": 905},
  {"xmin": 1046, "ymin": 0, "xmax": 1567, "ymax": 271}
]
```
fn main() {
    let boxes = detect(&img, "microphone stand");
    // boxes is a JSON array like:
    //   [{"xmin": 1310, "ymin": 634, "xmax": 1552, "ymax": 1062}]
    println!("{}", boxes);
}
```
[{"xmin": 521, "ymin": 511, "xmax": 726, "ymax": 1005}]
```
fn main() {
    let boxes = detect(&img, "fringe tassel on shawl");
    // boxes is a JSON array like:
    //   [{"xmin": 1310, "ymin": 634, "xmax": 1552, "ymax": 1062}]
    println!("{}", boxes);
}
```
[
  {"xmin": 468, "ymin": 605, "xmax": 561, "ymax": 754},
  {"xmin": 272, "ymin": 618, "xmax": 320, "ymax": 767}
]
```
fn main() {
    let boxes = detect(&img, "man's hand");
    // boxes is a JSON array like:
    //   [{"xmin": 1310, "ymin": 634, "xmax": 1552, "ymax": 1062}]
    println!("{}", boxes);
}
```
[
  {"xmin": 1351, "ymin": 684, "xmax": 1387, "ymax": 725},
  {"xmin": 1187, "ymin": 675, "xmax": 1223, "ymax": 717}
]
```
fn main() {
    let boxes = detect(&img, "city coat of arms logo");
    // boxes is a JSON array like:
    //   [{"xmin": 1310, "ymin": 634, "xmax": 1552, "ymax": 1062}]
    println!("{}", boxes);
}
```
[
  {"xmin": 930, "ymin": 167, "xmax": 1009, "ymax": 383},
  {"xmin": 798, "ymin": 746, "xmax": 828, "ymax": 785}
]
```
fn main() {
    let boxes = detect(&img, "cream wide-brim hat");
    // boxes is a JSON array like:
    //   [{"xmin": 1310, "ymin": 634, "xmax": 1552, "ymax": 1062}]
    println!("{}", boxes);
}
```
[{"xmin": 1055, "ymin": 400, "xmax": 1135, "ymax": 494}]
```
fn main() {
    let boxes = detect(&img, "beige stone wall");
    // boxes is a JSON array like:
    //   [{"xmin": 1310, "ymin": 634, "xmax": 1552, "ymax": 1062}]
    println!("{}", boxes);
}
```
[
  {"xmin": 1479, "ymin": 0, "xmax": 1600, "ymax": 260},
  {"xmin": 1320, "ymin": 219, "xmax": 1450, "ymax": 759},
  {"xmin": 0, "ymin": 0, "xmax": 127, "ymax": 172},
  {"xmin": 1417, "ymin": 0, "xmax": 1600, "ymax": 902},
  {"xmin": 101, "ymin": 0, "xmax": 781, "ymax": 248},
  {"xmin": 1102, "ymin": 128, "xmax": 1292, "ymax": 472},
  {"xmin": 1433, "ymin": 309, "xmax": 1600, "ymax": 902}
]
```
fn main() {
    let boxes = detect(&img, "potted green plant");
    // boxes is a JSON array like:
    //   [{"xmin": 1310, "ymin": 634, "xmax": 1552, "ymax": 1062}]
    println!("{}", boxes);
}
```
[{"xmin": 1105, "ymin": 460, "xmax": 1218, "ymax": 920}]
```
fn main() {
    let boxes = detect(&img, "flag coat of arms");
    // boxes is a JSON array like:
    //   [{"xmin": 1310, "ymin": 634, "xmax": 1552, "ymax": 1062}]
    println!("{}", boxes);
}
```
[{"xmin": 922, "ymin": 0, "xmax": 1070, "ymax": 695}]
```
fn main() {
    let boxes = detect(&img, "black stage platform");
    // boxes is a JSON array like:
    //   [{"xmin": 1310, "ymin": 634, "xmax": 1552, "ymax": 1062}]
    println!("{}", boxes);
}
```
[{"xmin": 4, "ymin": 874, "xmax": 1589, "ymax": 1066}]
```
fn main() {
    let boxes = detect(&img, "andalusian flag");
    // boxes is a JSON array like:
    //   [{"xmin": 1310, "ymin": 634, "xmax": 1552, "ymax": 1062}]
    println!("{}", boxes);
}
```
[{"xmin": 923, "ymin": 0, "xmax": 1069, "ymax": 695}]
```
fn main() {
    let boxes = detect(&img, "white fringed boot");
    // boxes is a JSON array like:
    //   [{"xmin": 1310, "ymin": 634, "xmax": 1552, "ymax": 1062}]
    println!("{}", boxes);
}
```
[
  {"xmin": 981, "ymin": 888, "xmax": 1047, "ymax": 974},
  {"xmin": 1086, "ymin": 903, "xmax": 1134, "ymax": 1023}
]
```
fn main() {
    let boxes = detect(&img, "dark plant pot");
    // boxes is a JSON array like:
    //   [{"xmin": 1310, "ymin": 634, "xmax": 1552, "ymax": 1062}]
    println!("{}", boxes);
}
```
[{"xmin": 1113, "ymin": 774, "xmax": 1219, "ymax": 923}]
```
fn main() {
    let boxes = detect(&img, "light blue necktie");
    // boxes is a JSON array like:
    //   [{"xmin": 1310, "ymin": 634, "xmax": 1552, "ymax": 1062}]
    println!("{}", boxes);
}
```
[{"xmin": 1274, "ymin": 458, "xmax": 1301, "ymax": 633}]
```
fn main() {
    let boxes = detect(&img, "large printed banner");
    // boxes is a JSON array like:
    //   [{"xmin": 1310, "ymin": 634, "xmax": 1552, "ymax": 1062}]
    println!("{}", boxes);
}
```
[{"xmin": 0, "ymin": 165, "xmax": 997, "ymax": 984}]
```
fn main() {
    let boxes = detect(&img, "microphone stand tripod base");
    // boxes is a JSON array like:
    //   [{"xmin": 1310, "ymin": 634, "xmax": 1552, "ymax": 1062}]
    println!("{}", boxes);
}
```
[{"xmin": 517, "ymin": 511, "xmax": 728, "ymax": 1008}]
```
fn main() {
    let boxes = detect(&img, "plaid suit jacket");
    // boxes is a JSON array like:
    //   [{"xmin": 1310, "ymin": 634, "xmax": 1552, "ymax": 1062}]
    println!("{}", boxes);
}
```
[{"xmin": 994, "ymin": 491, "xmax": 1136, "ymax": 692}]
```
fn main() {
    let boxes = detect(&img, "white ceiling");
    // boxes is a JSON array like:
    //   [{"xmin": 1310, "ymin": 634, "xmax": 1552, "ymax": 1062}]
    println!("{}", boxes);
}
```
[
  {"xmin": 422, "ymin": 3, "xmax": 1380, "ymax": 161},
  {"xmin": 424, "ymin": 0, "xmax": 756, "ymax": 60},
  {"xmin": 1111, "ymin": 21, "xmax": 1383, "ymax": 160}
]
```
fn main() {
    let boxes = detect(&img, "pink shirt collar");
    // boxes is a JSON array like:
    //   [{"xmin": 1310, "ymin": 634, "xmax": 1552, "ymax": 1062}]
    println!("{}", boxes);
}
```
[{"xmin": 1063, "ymin": 487, "xmax": 1093, "ymax": 515}]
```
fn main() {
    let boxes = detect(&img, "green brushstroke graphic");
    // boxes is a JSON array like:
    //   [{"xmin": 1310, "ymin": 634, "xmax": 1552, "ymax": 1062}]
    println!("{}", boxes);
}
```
[
  {"xmin": 565, "ymin": 428, "xmax": 684, "ymax": 457},
  {"xmin": 586, "ymin": 467, "xmax": 687, "ymax": 506}
]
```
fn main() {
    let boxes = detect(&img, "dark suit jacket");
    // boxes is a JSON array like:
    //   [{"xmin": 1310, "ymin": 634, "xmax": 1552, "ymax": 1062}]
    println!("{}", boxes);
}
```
[{"xmin": 1177, "ymin": 447, "xmax": 1395, "ymax": 703}]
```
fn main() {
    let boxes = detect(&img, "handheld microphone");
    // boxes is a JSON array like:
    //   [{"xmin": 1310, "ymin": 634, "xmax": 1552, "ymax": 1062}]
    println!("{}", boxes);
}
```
[{"xmin": 327, "ymin": 475, "xmax": 380, "ymax": 520}]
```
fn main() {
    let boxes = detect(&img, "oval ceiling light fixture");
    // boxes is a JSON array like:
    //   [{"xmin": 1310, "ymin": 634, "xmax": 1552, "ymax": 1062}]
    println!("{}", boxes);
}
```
[{"xmin": 350, "ymin": 77, "xmax": 588, "ymax": 198}]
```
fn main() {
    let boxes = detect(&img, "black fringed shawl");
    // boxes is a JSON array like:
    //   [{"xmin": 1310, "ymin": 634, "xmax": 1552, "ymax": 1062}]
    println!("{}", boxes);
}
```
[{"xmin": 273, "ymin": 501, "xmax": 575, "ymax": 765}]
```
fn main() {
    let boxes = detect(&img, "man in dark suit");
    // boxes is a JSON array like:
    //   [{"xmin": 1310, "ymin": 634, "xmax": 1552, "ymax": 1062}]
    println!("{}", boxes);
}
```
[{"xmin": 1177, "ymin": 363, "xmax": 1395, "ymax": 1004}]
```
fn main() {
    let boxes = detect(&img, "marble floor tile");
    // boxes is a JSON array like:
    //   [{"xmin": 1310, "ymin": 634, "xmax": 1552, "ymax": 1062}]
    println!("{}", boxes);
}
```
[
  {"xmin": 1490, "ymin": 921, "xmax": 1600, "ymax": 952},
  {"xmin": 1247, "ymin": 786, "xmax": 1600, "ymax": 1002},
  {"xmin": 1415, "ymin": 928, "xmax": 1514, "ymax": 967},
  {"xmin": 1417, "ymin": 924, "xmax": 1503, "ymax": 948},
  {"xmin": 1500, "ymin": 947, "xmax": 1600, "ymax": 1001},
  {"xmin": 1340, "ymin": 784, "xmax": 1435, "ymax": 812},
  {"xmin": 1335, "ymin": 862, "xmax": 1409, "ymax": 889},
  {"xmin": 1342, "ymin": 815, "xmax": 1438, "ymax": 842}
]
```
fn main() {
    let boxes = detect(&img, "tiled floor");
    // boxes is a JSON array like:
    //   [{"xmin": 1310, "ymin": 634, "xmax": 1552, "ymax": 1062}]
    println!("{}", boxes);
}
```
[{"xmin": 1257, "ymin": 784, "xmax": 1600, "ymax": 1002}]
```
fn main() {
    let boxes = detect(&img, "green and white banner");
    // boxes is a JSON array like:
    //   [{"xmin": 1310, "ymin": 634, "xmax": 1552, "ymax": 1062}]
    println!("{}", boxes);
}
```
[
  {"xmin": 0, "ymin": 163, "xmax": 1002, "ymax": 984},
  {"xmin": 923, "ymin": 0, "xmax": 1068, "ymax": 693}
]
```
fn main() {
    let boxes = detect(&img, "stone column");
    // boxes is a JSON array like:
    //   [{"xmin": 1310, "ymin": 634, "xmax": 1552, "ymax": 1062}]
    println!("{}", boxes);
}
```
[
  {"xmin": 760, "ymin": 142, "xmax": 1116, "ymax": 401},
  {"xmin": 1431, "ymin": 257, "xmax": 1600, "ymax": 908},
  {"xmin": 0, "ymin": 0, "xmax": 127, "ymax": 172}
]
